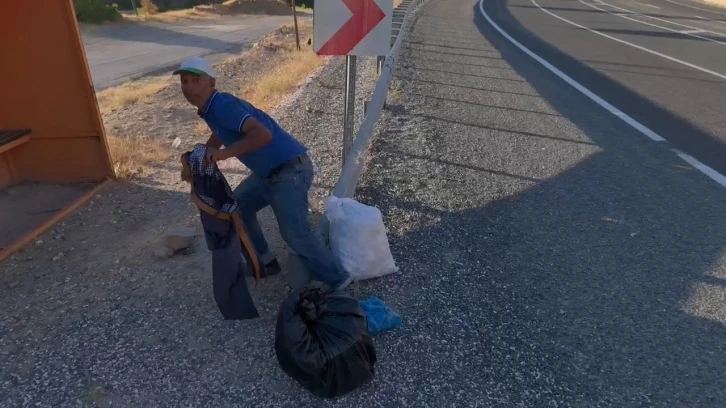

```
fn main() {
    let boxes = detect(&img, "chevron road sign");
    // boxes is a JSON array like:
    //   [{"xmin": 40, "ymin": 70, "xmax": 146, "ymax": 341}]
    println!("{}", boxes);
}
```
[{"xmin": 314, "ymin": 0, "xmax": 393, "ymax": 56}]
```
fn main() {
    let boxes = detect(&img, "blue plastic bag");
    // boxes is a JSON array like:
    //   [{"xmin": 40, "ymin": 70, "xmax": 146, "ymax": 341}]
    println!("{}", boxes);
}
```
[{"xmin": 359, "ymin": 297, "xmax": 402, "ymax": 335}]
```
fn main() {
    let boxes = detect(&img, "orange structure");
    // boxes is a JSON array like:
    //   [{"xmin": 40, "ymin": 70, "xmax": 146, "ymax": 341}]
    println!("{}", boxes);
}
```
[{"xmin": 0, "ymin": 0, "xmax": 115, "ymax": 261}]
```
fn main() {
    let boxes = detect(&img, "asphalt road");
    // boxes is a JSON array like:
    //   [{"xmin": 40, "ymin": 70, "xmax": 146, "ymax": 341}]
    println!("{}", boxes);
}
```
[
  {"xmin": 81, "ymin": 15, "xmax": 302, "ymax": 90},
  {"xmin": 485, "ymin": 0, "xmax": 726, "ymax": 175},
  {"xmin": 350, "ymin": 0, "xmax": 726, "ymax": 405}
]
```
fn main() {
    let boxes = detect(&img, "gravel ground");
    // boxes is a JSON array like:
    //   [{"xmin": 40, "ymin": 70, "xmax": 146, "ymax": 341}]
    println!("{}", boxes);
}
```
[{"xmin": 0, "ymin": 34, "xmax": 383, "ymax": 407}]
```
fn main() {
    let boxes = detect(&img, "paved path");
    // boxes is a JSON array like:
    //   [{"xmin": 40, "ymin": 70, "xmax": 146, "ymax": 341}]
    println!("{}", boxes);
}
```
[
  {"xmin": 351, "ymin": 0, "xmax": 726, "ymax": 405},
  {"xmin": 81, "ymin": 15, "xmax": 304, "ymax": 90}
]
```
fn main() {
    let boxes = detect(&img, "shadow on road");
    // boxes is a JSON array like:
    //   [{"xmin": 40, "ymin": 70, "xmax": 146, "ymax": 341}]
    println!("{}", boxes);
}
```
[{"xmin": 86, "ymin": 21, "xmax": 244, "ymax": 50}]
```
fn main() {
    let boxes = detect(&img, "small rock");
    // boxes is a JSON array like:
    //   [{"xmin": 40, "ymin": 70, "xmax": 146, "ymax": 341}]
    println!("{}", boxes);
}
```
[
  {"xmin": 55, "ymin": 234, "xmax": 65, "ymax": 240},
  {"xmin": 164, "ymin": 227, "xmax": 197, "ymax": 250},
  {"xmin": 52, "ymin": 252, "xmax": 64, "ymax": 262},
  {"xmin": 154, "ymin": 246, "xmax": 174, "ymax": 259},
  {"xmin": 171, "ymin": 137, "xmax": 182, "ymax": 148},
  {"xmin": 9, "ymin": 281, "xmax": 20, "ymax": 288},
  {"xmin": 35, "ymin": 240, "xmax": 43, "ymax": 246}
]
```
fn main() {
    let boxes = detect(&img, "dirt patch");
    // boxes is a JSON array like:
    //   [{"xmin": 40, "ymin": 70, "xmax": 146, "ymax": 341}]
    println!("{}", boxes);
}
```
[
  {"xmin": 127, "ymin": 0, "xmax": 304, "ymax": 22},
  {"xmin": 100, "ymin": 20, "xmax": 318, "ymax": 179},
  {"xmin": 0, "ymin": 182, "xmax": 95, "ymax": 249},
  {"xmin": 96, "ymin": 77, "xmax": 172, "ymax": 115}
]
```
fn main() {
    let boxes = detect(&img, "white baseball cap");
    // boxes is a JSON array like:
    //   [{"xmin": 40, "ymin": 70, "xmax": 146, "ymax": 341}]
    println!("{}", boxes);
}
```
[{"xmin": 173, "ymin": 56, "xmax": 216, "ymax": 78}]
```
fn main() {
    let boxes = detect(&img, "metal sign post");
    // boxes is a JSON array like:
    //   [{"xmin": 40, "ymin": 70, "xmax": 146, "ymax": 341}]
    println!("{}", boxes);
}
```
[
  {"xmin": 343, "ymin": 56, "xmax": 357, "ymax": 165},
  {"xmin": 313, "ymin": 0, "xmax": 393, "ymax": 166}
]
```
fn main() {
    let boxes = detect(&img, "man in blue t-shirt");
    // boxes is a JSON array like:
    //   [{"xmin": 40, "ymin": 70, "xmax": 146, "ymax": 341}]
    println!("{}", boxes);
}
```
[{"xmin": 174, "ymin": 56, "xmax": 357, "ymax": 297}]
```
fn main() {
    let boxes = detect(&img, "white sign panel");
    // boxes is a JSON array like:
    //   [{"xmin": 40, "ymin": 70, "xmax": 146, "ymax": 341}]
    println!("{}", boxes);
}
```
[{"xmin": 313, "ymin": 0, "xmax": 393, "ymax": 56}]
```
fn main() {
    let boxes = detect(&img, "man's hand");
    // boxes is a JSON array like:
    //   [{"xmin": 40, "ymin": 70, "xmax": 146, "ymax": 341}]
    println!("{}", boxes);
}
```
[{"xmin": 204, "ymin": 147, "xmax": 232, "ymax": 164}]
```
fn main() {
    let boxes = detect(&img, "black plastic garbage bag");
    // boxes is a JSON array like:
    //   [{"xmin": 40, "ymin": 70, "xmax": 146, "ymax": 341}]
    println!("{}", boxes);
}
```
[{"xmin": 275, "ymin": 281, "xmax": 377, "ymax": 398}]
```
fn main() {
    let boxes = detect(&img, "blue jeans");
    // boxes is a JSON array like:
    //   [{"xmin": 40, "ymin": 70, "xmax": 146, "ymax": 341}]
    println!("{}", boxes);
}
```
[{"xmin": 233, "ymin": 153, "xmax": 350, "ymax": 289}]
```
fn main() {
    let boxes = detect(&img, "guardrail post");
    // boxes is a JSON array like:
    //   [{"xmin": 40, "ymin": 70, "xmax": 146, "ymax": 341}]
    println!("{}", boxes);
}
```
[{"xmin": 342, "ymin": 55, "xmax": 357, "ymax": 165}]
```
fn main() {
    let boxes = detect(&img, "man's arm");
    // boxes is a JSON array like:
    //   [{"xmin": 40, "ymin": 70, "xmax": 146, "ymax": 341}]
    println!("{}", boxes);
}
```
[
  {"xmin": 213, "ymin": 117, "xmax": 272, "ymax": 161},
  {"xmin": 205, "ymin": 132, "xmax": 222, "ymax": 149}
]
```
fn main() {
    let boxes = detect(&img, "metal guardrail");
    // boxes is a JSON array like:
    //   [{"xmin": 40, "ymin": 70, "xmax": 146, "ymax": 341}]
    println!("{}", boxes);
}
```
[{"xmin": 316, "ymin": 0, "xmax": 428, "ymax": 241}]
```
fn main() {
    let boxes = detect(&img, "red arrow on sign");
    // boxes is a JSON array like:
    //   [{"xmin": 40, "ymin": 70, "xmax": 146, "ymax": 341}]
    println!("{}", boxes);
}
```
[{"xmin": 316, "ymin": 0, "xmax": 386, "ymax": 55}]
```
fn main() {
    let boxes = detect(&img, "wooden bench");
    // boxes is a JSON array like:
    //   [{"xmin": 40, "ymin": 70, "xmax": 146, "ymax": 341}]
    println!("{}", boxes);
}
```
[{"xmin": 0, "ymin": 129, "xmax": 31, "ymax": 154}]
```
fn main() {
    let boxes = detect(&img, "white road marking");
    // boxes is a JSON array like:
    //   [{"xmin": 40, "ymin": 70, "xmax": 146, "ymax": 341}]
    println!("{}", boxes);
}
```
[
  {"xmin": 476, "ymin": 0, "xmax": 726, "ymax": 189},
  {"xmin": 580, "ymin": 0, "xmax": 726, "ymax": 45},
  {"xmin": 644, "ymin": 4, "xmax": 660, "ymax": 8},
  {"xmin": 531, "ymin": 0, "xmax": 726, "ymax": 79},
  {"xmin": 674, "ymin": 150, "xmax": 726, "ymax": 188},
  {"xmin": 595, "ymin": 0, "xmax": 726, "ymax": 37},
  {"xmin": 477, "ymin": 0, "xmax": 664, "ymax": 142},
  {"xmin": 694, "ymin": 15, "xmax": 726, "ymax": 25}
]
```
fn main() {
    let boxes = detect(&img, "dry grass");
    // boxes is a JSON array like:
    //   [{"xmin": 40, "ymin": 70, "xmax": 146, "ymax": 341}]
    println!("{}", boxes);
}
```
[
  {"xmin": 241, "ymin": 21, "xmax": 324, "ymax": 111},
  {"xmin": 107, "ymin": 135, "xmax": 172, "ymax": 180},
  {"xmin": 125, "ymin": 0, "xmax": 305, "ymax": 22},
  {"xmin": 96, "ymin": 77, "xmax": 171, "ymax": 114},
  {"xmin": 139, "ymin": 0, "xmax": 160, "ymax": 15},
  {"xmin": 388, "ymin": 80, "xmax": 405, "ymax": 103}
]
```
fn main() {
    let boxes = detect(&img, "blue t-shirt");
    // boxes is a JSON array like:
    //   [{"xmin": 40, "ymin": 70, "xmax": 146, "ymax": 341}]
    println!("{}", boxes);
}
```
[{"xmin": 199, "ymin": 90, "xmax": 307, "ymax": 176}]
